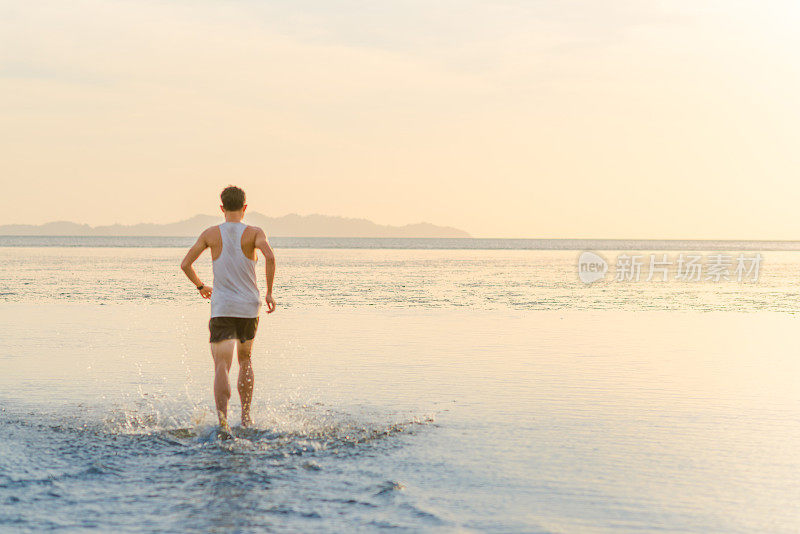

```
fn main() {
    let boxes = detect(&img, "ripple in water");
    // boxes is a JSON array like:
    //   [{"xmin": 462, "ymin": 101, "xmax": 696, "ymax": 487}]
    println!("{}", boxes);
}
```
[{"xmin": 0, "ymin": 401, "xmax": 437, "ymax": 532}]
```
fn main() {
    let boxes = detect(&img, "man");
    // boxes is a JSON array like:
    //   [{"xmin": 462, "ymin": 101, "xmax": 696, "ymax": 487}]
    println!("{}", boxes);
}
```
[{"xmin": 180, "ymin": 185, "xmax": 276, "ymax": 432}]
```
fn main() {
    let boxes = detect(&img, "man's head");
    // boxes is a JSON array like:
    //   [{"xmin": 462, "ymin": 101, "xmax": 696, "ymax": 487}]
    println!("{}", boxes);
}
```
[{"xmin": 220, "ymin": 185, "xmax": 246, "ymax": 213}]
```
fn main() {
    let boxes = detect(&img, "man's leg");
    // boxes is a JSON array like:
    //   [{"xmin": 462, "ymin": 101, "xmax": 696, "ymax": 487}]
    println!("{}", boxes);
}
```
[
  {"xmin": 237, "ymin": 338, "xmax": 255, "ymax": 427},
  {"xmin": 210, "ymin": 339, "xmax": 236, "ymax": 430}
]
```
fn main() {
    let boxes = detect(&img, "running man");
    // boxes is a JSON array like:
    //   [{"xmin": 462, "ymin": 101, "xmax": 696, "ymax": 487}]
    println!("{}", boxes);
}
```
[{"xmin": 180, "ymin": 185, "xmax": 276, "ymax": 432}]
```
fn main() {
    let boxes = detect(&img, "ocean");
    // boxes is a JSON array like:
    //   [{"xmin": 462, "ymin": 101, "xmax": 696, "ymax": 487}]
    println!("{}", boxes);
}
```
[{"xmin": 1, "ymin": 238, "xmax": 799, "ymax": 532}]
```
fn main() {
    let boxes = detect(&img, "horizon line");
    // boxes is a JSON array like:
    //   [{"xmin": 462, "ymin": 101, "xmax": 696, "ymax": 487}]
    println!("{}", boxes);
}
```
[{"xmin": 2, "ymin": 235, "xmax": 800, "ymax": 243}]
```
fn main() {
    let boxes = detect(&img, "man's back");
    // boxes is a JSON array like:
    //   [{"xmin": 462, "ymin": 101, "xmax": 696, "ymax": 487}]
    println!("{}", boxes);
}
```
[
  {"xmin": 209, "ymin": 222, "xmax": 261, "ymax": 318},
  {"xmin": 206, "ymin": 223, "xmax": 259, "ymax": 262}
]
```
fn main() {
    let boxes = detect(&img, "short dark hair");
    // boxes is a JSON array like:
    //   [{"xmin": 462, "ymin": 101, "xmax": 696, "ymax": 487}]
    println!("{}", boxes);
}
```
[{"xmin": 220, "ymin": 185, "xmax": 246, "ymax": 211}]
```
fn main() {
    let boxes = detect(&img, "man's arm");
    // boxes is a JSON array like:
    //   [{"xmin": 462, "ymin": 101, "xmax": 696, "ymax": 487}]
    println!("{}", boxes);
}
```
[
  {"xmin": 181, "ymin": 230, "xmax": 213, "ymax": 299},
  {"xmin": 254, "ymin": 227, "xmax": 276, "ymax": 313}
]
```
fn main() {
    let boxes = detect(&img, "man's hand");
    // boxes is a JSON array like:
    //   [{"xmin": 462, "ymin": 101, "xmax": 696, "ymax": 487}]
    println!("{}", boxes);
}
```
[
  {"xmin": 265, "ymin": 293, "xmax": 276, "ymax": 313},
  {"xmin": 199, "ymin": 285, "xmax": 213, "ymax": 299}
]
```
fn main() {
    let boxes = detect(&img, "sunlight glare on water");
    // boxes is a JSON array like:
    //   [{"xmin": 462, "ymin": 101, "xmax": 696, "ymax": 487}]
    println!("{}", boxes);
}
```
[{"xmin": 1, "ymin": 246, "xmax": 800, "ymax": 532}]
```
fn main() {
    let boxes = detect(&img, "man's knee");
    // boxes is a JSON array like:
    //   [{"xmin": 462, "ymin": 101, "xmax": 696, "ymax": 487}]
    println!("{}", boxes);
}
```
[
  {"xmin": 215, "ymin": 359, "xmax": 231, "ymax": 375},
  {"xmin": 237, "ymin": 341, "xmax": 253, "ymax": 362}
]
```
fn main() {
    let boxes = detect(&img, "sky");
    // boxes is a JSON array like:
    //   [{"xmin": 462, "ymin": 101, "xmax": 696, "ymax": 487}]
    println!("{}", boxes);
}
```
[{"xmin": 1, "ymin": 0, "xmax": 800, "ymax": 238}]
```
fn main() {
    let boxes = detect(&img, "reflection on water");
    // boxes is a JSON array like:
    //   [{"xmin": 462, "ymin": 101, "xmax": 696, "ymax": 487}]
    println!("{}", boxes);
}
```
[{"xmin": 1, "ymin": 303, "xmax": 799, "ymax": 532}]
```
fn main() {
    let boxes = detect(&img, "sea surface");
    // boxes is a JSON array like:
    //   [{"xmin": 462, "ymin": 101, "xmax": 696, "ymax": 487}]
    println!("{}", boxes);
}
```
[{"xmin": 1, "ymin": 238, "xmax": 799, "ymax": 532}]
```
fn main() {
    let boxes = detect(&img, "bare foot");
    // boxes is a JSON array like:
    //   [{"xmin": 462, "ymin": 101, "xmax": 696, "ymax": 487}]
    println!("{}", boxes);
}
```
[
  {"xmin": 241, "ymin": 411, "xmax": 253, "ymax": 428},
  {"xmin": 217, "ymin": 410, "xmax": 231, "ymax": 433}
]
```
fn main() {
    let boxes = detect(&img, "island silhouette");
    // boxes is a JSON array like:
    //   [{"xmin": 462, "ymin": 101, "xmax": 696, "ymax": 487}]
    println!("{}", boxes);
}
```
[{"xmin": 0, "ymin": 213, "xmax": 470, "ymax": 238}]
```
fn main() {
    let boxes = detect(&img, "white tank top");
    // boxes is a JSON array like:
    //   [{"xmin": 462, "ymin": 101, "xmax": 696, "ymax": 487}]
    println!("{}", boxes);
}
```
[{"xmin": 210, "ymin": 222, "xmax": 261, "ymax": 318}]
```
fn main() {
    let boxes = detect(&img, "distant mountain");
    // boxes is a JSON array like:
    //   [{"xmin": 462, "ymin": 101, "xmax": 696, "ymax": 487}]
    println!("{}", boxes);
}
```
[{"xmin": 0, "ymin": 213, "xmax": 471, "ymax": 238}]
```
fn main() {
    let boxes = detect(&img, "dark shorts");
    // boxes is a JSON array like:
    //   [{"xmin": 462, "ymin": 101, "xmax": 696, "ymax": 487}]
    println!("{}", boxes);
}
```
[{"xmin": 209, "ymin": 316, "xmax": 259, "ymax": 344}]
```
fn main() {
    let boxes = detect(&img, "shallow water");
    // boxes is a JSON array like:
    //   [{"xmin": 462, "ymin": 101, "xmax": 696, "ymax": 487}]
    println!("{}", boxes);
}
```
[
  {"xmin": 1, "ymin": 247, "xmax": 800, "ymax": 532},
  {"xmin": 2, "ymin": 247, "xmax": 800, "ymax": 312}
]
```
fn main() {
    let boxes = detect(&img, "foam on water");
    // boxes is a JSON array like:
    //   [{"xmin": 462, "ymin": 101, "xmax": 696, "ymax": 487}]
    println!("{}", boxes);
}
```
[{"xmin": 0, "ymin": 396, "xmax": 438, "ymax": 532}]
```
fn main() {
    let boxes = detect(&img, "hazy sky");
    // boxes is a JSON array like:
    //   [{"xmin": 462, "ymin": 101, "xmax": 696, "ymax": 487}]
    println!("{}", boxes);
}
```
[{"xmin": 2, "ymin": 1, "xmax": 799, "ymax": 238}]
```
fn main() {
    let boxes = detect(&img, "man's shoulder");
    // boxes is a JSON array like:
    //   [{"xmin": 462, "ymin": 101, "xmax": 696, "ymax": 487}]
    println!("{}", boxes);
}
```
[
  {"xmin": 245, "ymin": 226, "xmax": 268, "ymax": 246},
  {"xmin": 200, "ymin": 225, "xmax": 221, "ymax": 240}
]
